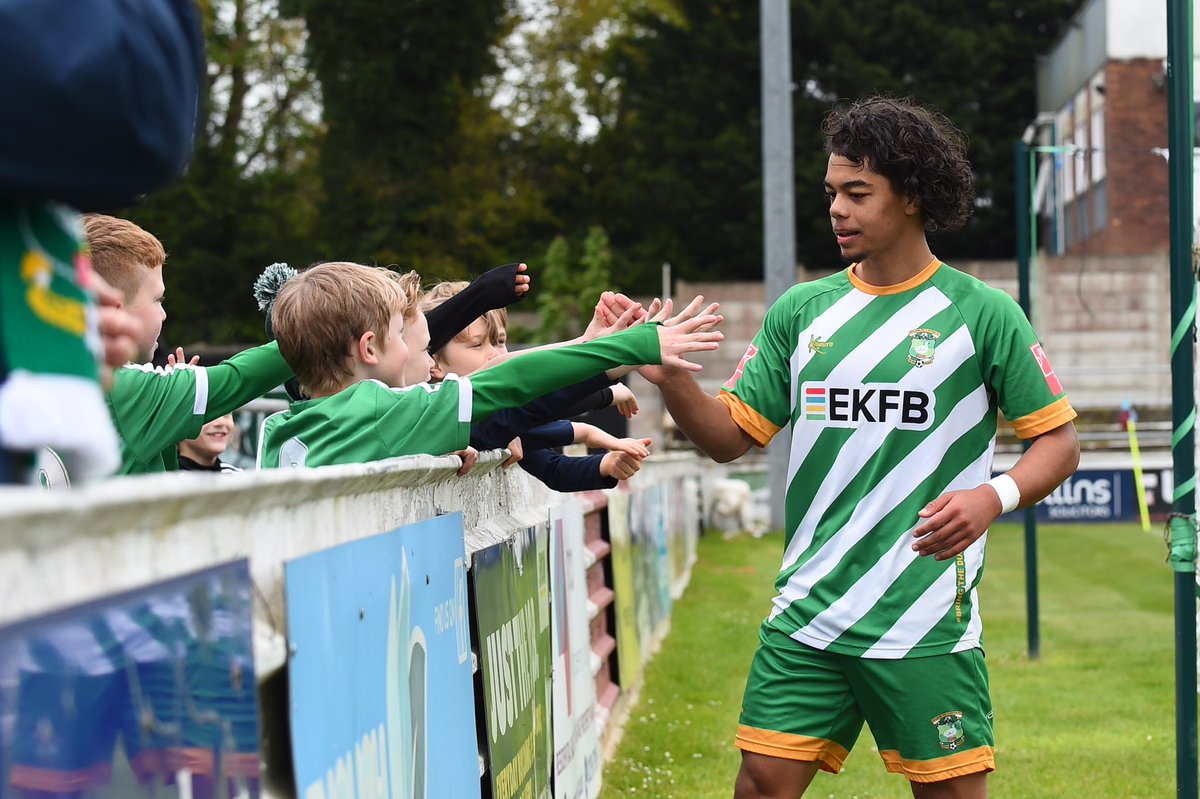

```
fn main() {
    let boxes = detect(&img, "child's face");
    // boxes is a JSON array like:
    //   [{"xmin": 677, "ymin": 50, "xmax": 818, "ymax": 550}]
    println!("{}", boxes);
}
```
[
  {"xmin": 401, "ymin": 310, "xmax": 435, "ymax": 385},
  {"xmin": 437, "ymin": 318, "xmax": 503, "ymax": 377},
  {"xmin": 124, "ymin": 264, "xmax": 166, "ymax": 360},
  {"xmin": 372, "ymin": 312, "xmax": 410, "ymax": 388},
  {"xmin": 179, "ymin": 413, "xmax": 235, "ymax": 463}
]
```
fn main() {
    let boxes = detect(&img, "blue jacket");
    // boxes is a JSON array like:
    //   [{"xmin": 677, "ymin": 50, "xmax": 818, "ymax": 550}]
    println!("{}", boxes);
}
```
[
  {"xmin": 0, "ymin": 0, "xmax": 204, "ymax": 209},
  {"xmin": 471, "ymin": 374, "xmax": 618, "ymax": 492}
]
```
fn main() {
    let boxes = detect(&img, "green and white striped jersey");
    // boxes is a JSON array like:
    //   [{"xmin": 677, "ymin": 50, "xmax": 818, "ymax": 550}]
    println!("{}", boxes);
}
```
[{"xmin": 718, "ymin": 260, "xmax": 1075, "ymax": 659}]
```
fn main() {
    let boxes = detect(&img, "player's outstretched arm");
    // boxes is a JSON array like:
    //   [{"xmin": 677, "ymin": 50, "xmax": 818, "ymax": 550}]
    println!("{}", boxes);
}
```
[
  {"xmin": 912, "ymin": 421, "xmax": 1080, "ymax": 561},
  {"xmin": 645, "ymin": 367, "xmax": 756, "ymax": 463}
]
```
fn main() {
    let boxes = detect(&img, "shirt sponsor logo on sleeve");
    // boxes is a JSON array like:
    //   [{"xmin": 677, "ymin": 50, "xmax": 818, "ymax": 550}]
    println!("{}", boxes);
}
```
[
  {"xmin": 1029, "ymin": 343, "xmax": 1064, "ymax": 395},
  {"xmin": 723, "ymin": 343, "xmax": 759, "ymax": 390}
]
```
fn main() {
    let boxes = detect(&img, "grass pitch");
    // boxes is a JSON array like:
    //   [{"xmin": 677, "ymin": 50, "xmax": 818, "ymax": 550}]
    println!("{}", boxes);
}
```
[{"xmin": 598, "ymin": 523, "xmax": 1176, "ymax": 798}]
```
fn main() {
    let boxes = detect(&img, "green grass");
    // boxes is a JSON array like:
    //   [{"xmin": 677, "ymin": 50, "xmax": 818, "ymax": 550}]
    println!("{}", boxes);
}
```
[{"xmin": 598, "ymin": 524, "xmax": 1177, "ymax": 798}]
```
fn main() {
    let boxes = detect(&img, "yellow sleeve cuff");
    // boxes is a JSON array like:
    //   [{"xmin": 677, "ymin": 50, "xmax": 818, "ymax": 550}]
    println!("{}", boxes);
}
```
[{"xmin": 716, "ymin": 391, "xmax": 781, "ymax": 447}]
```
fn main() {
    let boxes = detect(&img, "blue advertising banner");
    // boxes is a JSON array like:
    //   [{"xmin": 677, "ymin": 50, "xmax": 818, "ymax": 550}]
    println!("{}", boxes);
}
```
[
  {"xmin": 0, "ymin": 560, "xmax": 261, "ymax": 798},
  {"xmin": 285, "ymin": 514, "xmax": 478, "ymax": 799},
  {"xmin": 996, "ymin": 469, "xmax": 1175, "ymax": 523}
]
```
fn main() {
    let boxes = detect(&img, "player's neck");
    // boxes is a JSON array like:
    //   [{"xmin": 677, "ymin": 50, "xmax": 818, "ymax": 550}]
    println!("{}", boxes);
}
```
[{"xmin": 854, "ymin": 238, "xmax": 935, "ymax": 288}]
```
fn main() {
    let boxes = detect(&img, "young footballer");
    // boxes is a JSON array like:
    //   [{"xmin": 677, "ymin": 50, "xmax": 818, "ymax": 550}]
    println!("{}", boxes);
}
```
[
  {"xmin": 256, "ymin": 261, "xmax": 721, "ymax": 469},
  {"xmin": 637, "ymin": 96, "xmax": 1079, "ymax": 798},
  {"xmin": 84, "ymin": 214, "xmax": 292, "ymax": 474}
]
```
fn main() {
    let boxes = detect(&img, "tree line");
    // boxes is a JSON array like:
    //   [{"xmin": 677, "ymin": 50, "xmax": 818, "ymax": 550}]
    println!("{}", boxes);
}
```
[{"xmin": 124, "ymin": 0, "xmax": 1080, "ymax": 346}]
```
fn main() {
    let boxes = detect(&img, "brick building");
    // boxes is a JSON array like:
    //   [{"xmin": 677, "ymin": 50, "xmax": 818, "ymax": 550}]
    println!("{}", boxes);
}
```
[{"xmin": 1033, "ymin": 0, "xmax": 1190, "ymax": 256}]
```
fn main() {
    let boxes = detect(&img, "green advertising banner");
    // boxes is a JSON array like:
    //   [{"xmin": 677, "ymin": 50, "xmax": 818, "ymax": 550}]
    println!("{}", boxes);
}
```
[
  {"xmin": 607, "ymin": 491, "xmax": 643, "ymax": 691},
  {"xmin": 473, "ymin": 526, "xmax": 552, "ymax": 799}
]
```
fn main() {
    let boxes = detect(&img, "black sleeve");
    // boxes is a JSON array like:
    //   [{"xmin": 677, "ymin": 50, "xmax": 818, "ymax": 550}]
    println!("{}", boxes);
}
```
[
  {"xmin": 518, "ymin": 449, "xmax": 616, "ymax": 492},
  {"xmin": 426, "ymin": 262, "xmax": 527, "ymax": 354},
  {"xmin": 0, "ymin": 0, "xmax": 204, "ymax": 209}
]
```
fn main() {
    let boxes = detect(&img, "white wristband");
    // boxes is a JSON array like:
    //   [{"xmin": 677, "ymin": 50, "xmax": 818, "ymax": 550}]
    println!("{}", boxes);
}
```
[{"xmin": 985, "ymin": 474, "xmax": 1021, "ymax": 514}]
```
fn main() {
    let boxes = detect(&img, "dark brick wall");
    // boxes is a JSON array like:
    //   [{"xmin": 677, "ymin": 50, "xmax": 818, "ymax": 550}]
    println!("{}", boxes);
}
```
[{"xmin": 1067, "ymin": 59, "xmax": 1171, "ymax": 257}]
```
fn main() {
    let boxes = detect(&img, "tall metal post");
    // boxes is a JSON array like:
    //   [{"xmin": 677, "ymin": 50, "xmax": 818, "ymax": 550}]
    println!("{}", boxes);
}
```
[
  {"xmin": 760, "ymin": 0, "xmax": 795, "ymax": 529},
  {"xmin": 1166, "ymin": 0, "xmax": 1198, "ymax": 796},
  {"xmin": 1014, "ymin": 139, "xmax": 1040, "ymax": 660}
]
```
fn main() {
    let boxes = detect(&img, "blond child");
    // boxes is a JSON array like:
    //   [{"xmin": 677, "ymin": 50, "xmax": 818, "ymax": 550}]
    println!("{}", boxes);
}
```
[{"xmin": 256, "ymin": 261, "xmax": 721, "ymax": 469}]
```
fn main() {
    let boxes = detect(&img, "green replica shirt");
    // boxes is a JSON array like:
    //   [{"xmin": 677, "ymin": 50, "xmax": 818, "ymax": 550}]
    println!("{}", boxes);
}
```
[
  {"xmin": 718, "ymin": 259, "xmax": 1075, "ymax": 659},
  {"xmin": 258, "ymin": 323, "xmax": 663, "ymax": 469},
  {"xmin": 108, "ymin": 341, "xmax": 292, "ymax": 475}
]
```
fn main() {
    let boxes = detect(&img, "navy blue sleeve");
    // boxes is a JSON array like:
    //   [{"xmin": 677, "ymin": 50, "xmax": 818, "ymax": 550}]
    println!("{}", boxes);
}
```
[
  {"xmin": 519, "ymin": 421, "xmax": 574, "ymax": 451},
  {"xmin": 470, "ymin": 373, "xmax": 611, "ymax": 449},
  {"xmin": 519, "ymin": 449, "xmax": 616, "ymax": 492},
  {"xmin": 0, "ymin": 0, "xmax": 204, "ymax": 209},
  {"xmin": 559, "ymin": 387, "xmax": 614, "ymax": 418},
  {"xmin": 426, "ymin": 263, "xmax": 526, "ymax": 354}
]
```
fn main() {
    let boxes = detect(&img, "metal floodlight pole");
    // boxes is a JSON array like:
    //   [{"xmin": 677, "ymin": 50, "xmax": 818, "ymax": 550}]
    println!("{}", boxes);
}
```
[
  {"xmin": 1014, "ymin": 138, "xmax": 1040, "ymax": 660},
  {"xmin": 760, "ymin": 0, "xmax": 795, "ymax": 529},
  {"xmin": 1166, "ymin": 0, "xmax": 1199, "ymax": 796}
]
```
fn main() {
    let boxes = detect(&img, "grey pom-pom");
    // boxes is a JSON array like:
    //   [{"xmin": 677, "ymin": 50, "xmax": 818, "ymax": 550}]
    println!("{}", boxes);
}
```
[{"xmin": 253, "ymin": 262, "xmax": 298, "ymax": 313}]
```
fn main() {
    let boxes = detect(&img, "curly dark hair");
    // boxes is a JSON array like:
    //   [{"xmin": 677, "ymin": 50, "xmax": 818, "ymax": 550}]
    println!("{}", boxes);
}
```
[{"xmin": 821, "ymin": 96, "xmax": 975, "ymax": 232}]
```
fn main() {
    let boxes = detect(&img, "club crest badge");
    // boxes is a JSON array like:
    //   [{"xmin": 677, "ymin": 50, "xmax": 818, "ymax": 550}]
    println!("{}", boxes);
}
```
[
  {"xmin": 932, "ymin": 711, "xmax": 966, "ymax": 750},
  {"xmin": 907, "ymin": 328, "xmax": 941, "ymax": 367}
]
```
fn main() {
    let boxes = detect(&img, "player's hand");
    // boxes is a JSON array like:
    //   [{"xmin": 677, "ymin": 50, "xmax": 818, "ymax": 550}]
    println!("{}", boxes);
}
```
[
  {"xmin": 166, "ymin": 346, "xmax": 200, "ymax": 367},
  {"xmin": 503, "ymin": 437, "xmax": 523, "ymax": 468},
  {"xmin": 514, "ymin": 263, "xmax": 531, "ymax": 298},
  {"xmin": 600, "ymin": 450, "xmax": 643, "ymax": 481},
  {"xmin": 610, "ymin": 383, "xmax": 639, "ymax": 418},
  {"xmin": 654, "ymin": 313, "xmax": 724, "ymax": 373},
  {"xmin": 454, "ymin": 446, "xmax": 480, "ymax": 477},
  {"xmin": 911, "ymin": 486, "xmax": 1003, "ymax": 560}
]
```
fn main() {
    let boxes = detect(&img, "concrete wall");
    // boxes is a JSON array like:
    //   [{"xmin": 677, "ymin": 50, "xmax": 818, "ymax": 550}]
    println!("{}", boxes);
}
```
[{"xmin": 0, "ymin": 451, "xmax": 720, "ymax": 796}]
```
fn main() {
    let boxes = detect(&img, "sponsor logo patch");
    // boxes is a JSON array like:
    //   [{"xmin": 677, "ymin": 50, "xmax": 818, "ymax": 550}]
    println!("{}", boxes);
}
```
[
  {"xmin": 807, "ymin": 335, "xmax": 834, "ymax": 356},
  {"xmin": 723, "ymin": 343, "xmax": 759, "ymax": 390},
  {"xmin": 1030, "ymin": 343, "xmax": 1064, "ymax": 395}
]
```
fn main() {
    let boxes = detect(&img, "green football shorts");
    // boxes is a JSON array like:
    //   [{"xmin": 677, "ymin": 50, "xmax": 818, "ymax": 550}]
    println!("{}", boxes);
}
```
[{"xmin": 736, "ymin": 626, "xmax": 995, "ymax": 783}]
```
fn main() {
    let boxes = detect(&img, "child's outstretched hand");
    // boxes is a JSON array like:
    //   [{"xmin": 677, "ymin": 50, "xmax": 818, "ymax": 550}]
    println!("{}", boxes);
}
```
[
  {"xmin": 583, "ymin": 292, "xmax": 643, "ymax": 343},
  {"xmin": 611, "ymin": 436, "xmax": 652, "ymax": 459},
  {"xmin": 655, "ymin": 313, "xmax": 724, "ymax": 372},
  {"xmin": 166, "ymin": 346, "xmax": 200, "ymax": 367},
  {"xmin": 610, "ymin": 383, "xmax": 639, "ymax": 418},
  {"xmin": 583, "ymin": 291, "xmax": 643, "ymax": 341},
  {"xmin": 600, "ymin": 450, "xmax": 644, "ymax": 482},
  {"xmin": 662, "ymin": 295, "xmax": 721, "ymax": 330},
  {"xmin": 514, "ymin": 263, "xmax": 531, "ymax": 299}
]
